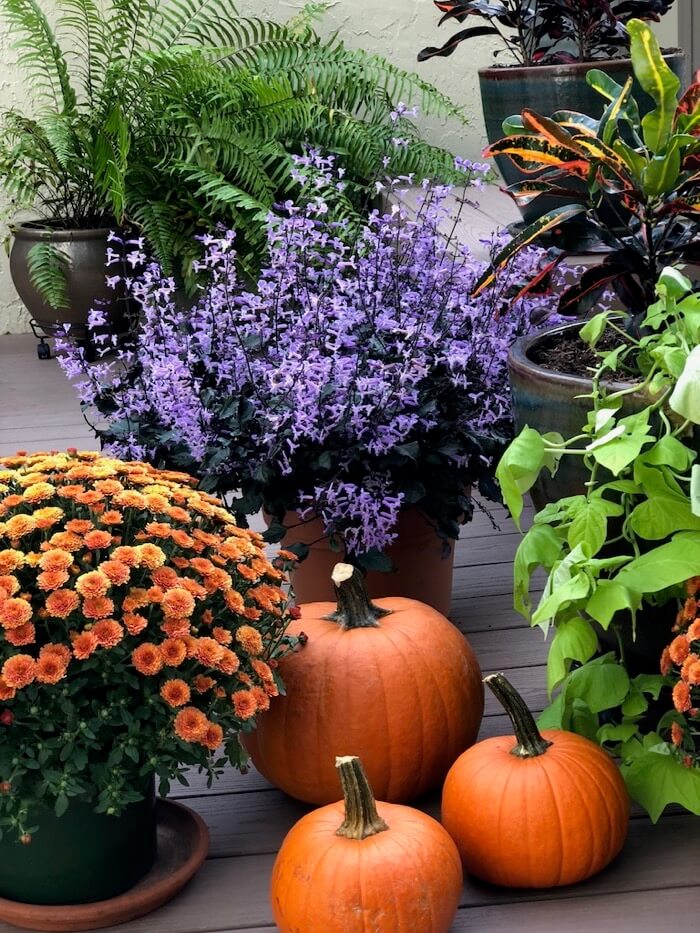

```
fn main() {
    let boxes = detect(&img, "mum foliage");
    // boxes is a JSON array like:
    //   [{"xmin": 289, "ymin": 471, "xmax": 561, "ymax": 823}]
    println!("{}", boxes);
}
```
[
  {"xmin": 61, "ymin": 153, "xmax": 565, "ymax": 568},
  {"xmin": 0, "ymin": 451, "xmax": 298, "ymax": 840}
]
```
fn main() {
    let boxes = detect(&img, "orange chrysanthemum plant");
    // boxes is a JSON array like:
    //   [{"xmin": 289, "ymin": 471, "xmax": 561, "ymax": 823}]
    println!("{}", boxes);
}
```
[
  {"xmin": 0, "ymin": 450, "xmax": 299, "ymax": 841},
  {"xmin": 659, "ymin": 576, "xmax": 700, "ymax": 769}
]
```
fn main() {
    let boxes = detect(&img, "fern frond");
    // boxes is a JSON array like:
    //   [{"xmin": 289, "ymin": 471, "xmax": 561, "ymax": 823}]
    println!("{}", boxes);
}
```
[
  {"xmin": 26, "ymin": 239, "xmax": 71, "ymax": 309},
  {"xmin": 58, "ymin": 0, "xmax": 112, "ymax": 104}
]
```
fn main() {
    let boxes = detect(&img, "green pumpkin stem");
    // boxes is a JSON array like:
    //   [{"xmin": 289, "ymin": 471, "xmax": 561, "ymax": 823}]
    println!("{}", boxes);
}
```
[
  {"xmin": 325, "ymin": 563, "xmax": 391, "ymax": 629},
  {"xmin": 335, "ymin": 756, "xmax": 389, "ymax": 840},
  {"xmin": 484, "ymin": 672, "xmax": 552, "ymax": 759}
]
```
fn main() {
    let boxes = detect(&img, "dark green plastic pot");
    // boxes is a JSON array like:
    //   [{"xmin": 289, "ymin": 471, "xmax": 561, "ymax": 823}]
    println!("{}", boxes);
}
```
[
  {"xmin": 479, "ymin": 50, "xmax": 687, "ymax": 223},
  {"xmin": 0, "ymin": 778, "xmax": 157, "ymax": 905}
]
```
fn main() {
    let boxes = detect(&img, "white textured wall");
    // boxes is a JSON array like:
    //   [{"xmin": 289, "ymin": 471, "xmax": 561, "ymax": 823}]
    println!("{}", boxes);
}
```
[{"xmin": 0, "ymin": 1, "xmax": 682, "ymax": 333}]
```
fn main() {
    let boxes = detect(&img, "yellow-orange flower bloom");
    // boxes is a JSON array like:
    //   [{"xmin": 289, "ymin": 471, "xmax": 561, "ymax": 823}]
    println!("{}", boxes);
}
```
[
  {"xmin": 65, "ymin": 519, "xmax": 93, "ymax": 535},
  {"xmin": 99, "ymin": 560, "xmax": 130, "ymax": 586},
  {"xmin": 250, "ymin": 685, "xmax": 270, "ymax": 712},
  {"xmin": 0, "ymin": 677, "xmax": 16, "ymax": 700},
  {"xmin": 161, "ymin": 617, "xmax": 190, "ymax": 639},
  {"xmin": 224, "ymin": 590, "xmax": 245, "ymax": 614},
  {"xmin": 92, "ymin": 619, "xmax": 124, "ymax": 649},
  {"xmin": 100, "ymin": 510, "xmax": 124, "ymax": 525},
  {"xmin": 151, "ymin": 566, "xmax": 179, "ymax": 590},
  {"xmin": 36, "ymin": 569, "xmax": 69, "ymax": 591},
  {"xmin": 0, "ymin": 550, "xmax": 24, "ymax": 575},
  {"xmin": 160, "ymin": 679, "xmax": 191, "ymax": 708},
  {"xmin": 84, "ymin": 530, "xmax": 113, "ymax": 550},
  {"xmin": 82, "ymin": 596, "xmax": 114, "ymax": 619},
  {"xmin": 136, "ymin": 543, "xmax": 166, "ymax": 569},
  {"xmin": 75, "ymin": 570, "xmax": 111, "ymax": 599},
  {"xmin": 201, "ymin": 721, "xmax": 224, "ymax": 751},
  {"xmin": 36, "ymin": 651, "xmax": 69, "ymax": 684},
  {"xmin": 45, "ymin": 589, "xmax": 79, "ymax": 618},
  {"xmin": 111, "ymin": 546, "xmax": 139, "ymax": 567},
  {"xmin": 132, "ymin": 643, "xmax": 163, "ymax": 676},
  {"xmin": 231, "ymin": 690, "xmax": 258, "ymax": 720},
  {"xmin": 2, "ymin": 654, "xmax": 37, "ymax": 688},
  {"xmin": 5, "ymin": 515, "xmax": 35, "ymax": 538},
  {"xmin": 195, "ymin": 637, "xmax": 225, "ymax": 667},
  {"xmin": 174, "ymin": 706, "xmax": 207, "ymax": 742},
  {"xmin": 0, "ymin": 597, "xmax": 32, "ymax": 630},
  {"xmin": 123, "ymin": 612, "xmax": 148, "ymax": 636},
  {"xmin": 193, "ymin": 674, "xmax": 216, "ymax": 694},
  {"xmin": 38, "ymin": 549, "xmax": 73, "ymax": 572},
  {"xmin": 160, "ymin": 638, "xmax": 187, "ymax": 667},
  {"xmin": 669, "ymin": 634, "xmax": 690, "ymax": 666},
  {"xmin": 71, "ymin": 630, "xmax": 99, "ymax": 660},
  {"xmin": 212, "ymin": 626, "xmax": 232, "ymax": 646},
  {"xmin": 660, "ymin": 647, "xmax": 673, "ymax": 676},
  {"xmin": 687, "ymin": 620, "xmax": 700, "ymax": 643},
  {"xmin": 5, "ymin": 623, "xmax": 36, "ymax": 646},
  {"xmin": 114, "ymin": 490, "xmax": 146, "ymax": 509},
  {"xmin": 671, "ymin": 721, "xmax": 685, "ymax": 746},
  {"xmin": 216, "ymin": 648, "xmax": 239, "ymax": 676},
  {"xmin": 162, "ymin": 588, "xmax": 195, "ymax": 618},
  {"xmin": 41, "ymin": 643, "xmax": 71, "ymax": 664},
  {"xmin": 47, "ymin": 531, "xmax": 83, "ymax": 552},
  {"xmin": 251, "ymin": 659, "xmax": 274, "ymax": 683},
  {"xmin": 673, "ymin": 680, "xmax": 692, "ymax": 713},
  {"xmin": 22, "ymin": 482, "xmax": 55, "ymax": 502},
  {"xmin": 235, "ymin": 625, "xmax": 264, "ymax": 656},
  {"xmin": 0, "ymin": 575, "xmax": 19, "ymax": 598}
]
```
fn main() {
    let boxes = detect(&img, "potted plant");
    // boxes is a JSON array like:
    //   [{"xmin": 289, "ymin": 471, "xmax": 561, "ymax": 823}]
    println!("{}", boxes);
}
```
[
  {"xmin": 496, "ymin": 265, "xmax": 700, "ymax": 818},
  {"xmin": 57, "ymin": 152, "xmax": 565, "ymax": 614},
  {"xmin": 472, "ymin": 20, "xmax": 700, "ymax": 504},
  {"xmin": 0, "ymin": 450, "xmax": 298, "ymax": 922},
  {"xmin": 1, "ymin": 0, "xmax": 465, "ymax": 344},
  {"xmin": 418, "ymin": 0, "xmax": 685, "ymax": 222}
]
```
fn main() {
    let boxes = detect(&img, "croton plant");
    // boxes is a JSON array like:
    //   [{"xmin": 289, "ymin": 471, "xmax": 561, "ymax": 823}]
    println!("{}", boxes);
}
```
[{"xmin": 418, "ymin": 1, "xmax": 677, "ymax": 66}]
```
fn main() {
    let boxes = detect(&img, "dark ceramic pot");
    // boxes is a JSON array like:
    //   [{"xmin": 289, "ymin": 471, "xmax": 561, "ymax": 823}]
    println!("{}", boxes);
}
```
[
  {"xmin": 0, "ymin": 778, "xmax": 157, "ymax": 905},
  {"xmin": 479, "ymin": 50, "xmax": 687, "ymax": 223},
  {"xmin": 9, "ymin": 223, "xmax": 131, "ymax": 340},
  {"xmin": 508, "ymin": 322, "xmax": 652, "ymax": 509}
]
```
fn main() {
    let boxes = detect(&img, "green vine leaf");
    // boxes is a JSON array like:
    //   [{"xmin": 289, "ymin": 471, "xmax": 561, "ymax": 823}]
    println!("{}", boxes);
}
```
[
  {"xmin": 622, "ymin": 747, "xmax": 700, "ymax": 822},
  {"xmin": 546, "ymin": 616, "xmax": 598, "ymax": 695}
]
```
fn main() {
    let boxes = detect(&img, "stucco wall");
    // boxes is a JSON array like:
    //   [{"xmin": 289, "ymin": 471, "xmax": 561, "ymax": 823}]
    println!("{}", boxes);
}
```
[{"xmin": 0, "ymin": 1, "xmax": 682, "ymax": 334}]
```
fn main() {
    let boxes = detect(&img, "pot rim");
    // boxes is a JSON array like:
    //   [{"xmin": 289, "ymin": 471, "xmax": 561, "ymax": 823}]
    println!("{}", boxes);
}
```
[
  {"xmin": 10, "ymin": 221, "xmax": 117, "ymax": 242},
  {"xmin": 508, "ymin": 320, "xmax": 633, "ymax": 392},
  {"xmin": 478, "ymin": 48, "xmax": 685, "ymax": 81}
]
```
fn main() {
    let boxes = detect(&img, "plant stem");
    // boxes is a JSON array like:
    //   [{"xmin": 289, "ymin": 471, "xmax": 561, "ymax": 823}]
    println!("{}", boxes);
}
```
[
  {"xmin": 484, "ymin": 673, "xmax": 552, "ymax": 758},
  {"xmin": 335, "ymin": 756, "xmax": 389, "ymax": 840},
  {"xmin": 326, "ymin": 563, "xmax": 392, "ymax": 629}
]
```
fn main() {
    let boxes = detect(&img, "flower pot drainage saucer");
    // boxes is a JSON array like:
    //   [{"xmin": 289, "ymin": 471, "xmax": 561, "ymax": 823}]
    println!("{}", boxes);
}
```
[{"xmin": 0, "ymin": 799, "xmax": 210, "ymax": 932}]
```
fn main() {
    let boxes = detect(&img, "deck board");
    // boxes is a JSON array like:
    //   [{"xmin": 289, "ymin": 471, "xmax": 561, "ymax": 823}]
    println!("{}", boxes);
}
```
[{"xmin": 0, "ymin": 330, "xmax": 697, "ymax": 932}]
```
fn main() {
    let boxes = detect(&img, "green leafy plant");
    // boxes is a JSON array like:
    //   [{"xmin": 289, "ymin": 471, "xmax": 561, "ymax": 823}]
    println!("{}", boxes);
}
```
[
  {"xmin": 497, "ymin": 266, "xmax": 700, "ymax": 819},
  {"xmin": 473, "ymin": 19, "xmax": 700, "ymax": 322},
  {"xmin": 0, "ymin": 0, "xmax": 465, "ymax": 305}
]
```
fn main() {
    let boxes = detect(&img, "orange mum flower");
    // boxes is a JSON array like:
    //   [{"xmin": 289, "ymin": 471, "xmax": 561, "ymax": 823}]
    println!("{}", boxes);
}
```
[
  {"xmin": 688, "ymin": 662, "xmax": 700, "ymax": 686},
  {"xmin": 669, "ymin": 634, "xmax": 690, "ymax": 666},
  {"xmin": 162, "ymin": 588, "xmax": 195, "ymax": 618},
  {"xmin": 100, "ymin": 510, "xmax": 124, "ymax": 525},
  {"xmin": 192, "ymin": 529, "xmax": 219, "ymax": 547},
  {"xmin": 249, "ymin": 583, "xmax": 285, "ymax": 608},
  {"xmin": 161, "ymin": 617, "xmax": 190, "ymax": 639},
  {"xmin": 151, "ymin": 566, "xmax": 179, "ymax": 590},
  {"xmin": 236, "ymin": 563, "xmax": 259, "ymax": 583},
  {"xmin": 688, "ymin": 620, "xmax": 700, "ymax": 643},
  {"xmin": 193, "ymin": 674, "xmax": 216, "ymax": 694},
  {"xmin": 22, "ymin": 482, "xmax": 55, "ymax": 502},
  {"xmin": 224, "ymin": 590, "xmax": 245, "ymax": 614},
  {"xmin": 75, "ymin": 571, "xmax": 111, "ymax": 599},
  {"xmin": 231, "ymin": 690, "xmax": 258, "ymax": 720},
  {"xmin": 2, "ymin": 654, "xmax": 37, "ymax": 689},
  {"xmin": 114, "ymin": 490, "xmax": 146, "ymax": 509},
  {"xmin": 242, "ymin": 606, "xmax": 262, "ymax": 622},
  {"xmin": 0, "ymin": 576, "xmax": 19, "ymax": 598},
  {"xmin": 48, "ymin": 531, "xmax": 83, "ymax": 552},
  {"xmin": 195, "ymin": 637, "xmax": 224, "ymax": 667},
  {"xmin": 201, "ymin": 721, "xmax": 224, "ymax": 751},
  {"xmin": 190, "ymin": 557, "xmax": 215, "ymax": 576},
  {"xmin": 671, "ymin": 721, "xmax": 685, "ymax": 746},
  {"xmin": 84, "ymin": 530, "xmax": 113, "ymax": 550},
  {"xmin": 160, "ymin": 678, "xmax": 191, "ymax": 708},
  {"xmin": 0, "ymin": 598, "xmax": 32, "ymax": 630},
  {"xmin": 65, "ymin": 519, "xmax": 93, "ymax": 535},
  {"xmin": 41, "ymin": 643, "xmax": 71, "ymax": 664},
  {"xmin": 235, "ymin": 625, "xmax": 263, "ymax": 656},
  {"xmin": 680, "ymin": 653, "xmax": 699, "ymax": 681},
  {"xmin": 0, "ymin": 677, "xmax": 16, "ymax": 700},
  {"xmin": 5, "ymin": 623, "xmax": 36, "ymax": 646},
  {"xmin": 123, "ymin": 587, "xmax": 150, "ymax": 611},
  {"xmin": 123, "ymin": 612, "xmax": 149, "ymax": 636},
  {"xmin": 251, "ymin": 659, "xmax": 274, "ymax": 683},
  {"xmin": 136, "ymin": 544, "xmax": 166, "ymax": 569},
  {"xmin": 160, "ymin": 638, "xmax": 187, "ymax": 667},
  {"xmin": 660, "ymin": 647, "xmax": 673, "ymax": 676},
  {"xmin": 216, "ymin": 648, "xmax": 240, "ymax": 676},
  {"xmin": 71, "ymin": 630, "xmax": 99, "ymax": 660},
  {"xmin": 99, "ymin": 560, "xmax": 130, "ymax": 586},
  {"xmin": 38, "ymin": 549, "xmax": 73, "ymax": 572},
  {"xmin": 36, "ymin": 651, "xmax": 68, "ymax": 684},
  {"xmin": 250, "ymin": 685, "xmax": 270, "ymax": 711},
  {"xmin": 111, "ymin": 546, "xmax": 139, "ymax": 567},
  {"xmin": 170, "ymin": 529, "xmax": 194, "ymax": 549},
  {"xmin": 5, "ymin": 515, "xmax": 35, "ymax": 538},
  {"xmin": 171, "ymin": 556, "xmax": 190, "ymax": 570},
  {"xmin": 132, "ymin": 643, "xmax": 163, "ymax": 676},
  {"xmin": 174, "ymin": 706, "xmax": 207, "ymax": 742},
  {"xmin": 45, "ymin": 589, "xmax": 79, "ymax": 618},
  {"xmin": 82, "ymin": 596, "xmax": 114, "ymax": 620},
  {"xmin": 673, "ymin": 681, "xmax": 692, "ymax": 713},
  {"xmin": 167, "ymin": 506, "xmax": 191, "ymax": 522},
  {"xmin": 212, "ymin": 626, "xmax": 233, "ymax": 646},
  {"xmin": 686, "ymin": 576, "xmax": 700, "ymax": 596},
  {"xmin": 37, "ymin": 569, "xmax": 69, "ymax": 591},
  {"xmin": 203, "ymin": 568, "xmax": 232, "ymax": 593},
  {"xmin": 0, "ymin": 550, "xmax": 24, "ymax": 575},
  {"xmin": 75, "ymin": 490, "xmax": 104, "ymax": 507},
  {"xmin": 92, "ymin": 619, "xmax": 124, "ymax": 649},
  {"xmin": 264, "ymin": 679, "xmax": 280, "ymax": 698}
]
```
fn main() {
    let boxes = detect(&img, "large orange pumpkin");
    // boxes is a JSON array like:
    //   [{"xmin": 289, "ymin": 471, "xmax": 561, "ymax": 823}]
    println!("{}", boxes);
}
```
[
  {"xmin": 271, "ymin": 755, "xmax": 463, "ymax": 933},
  {"xmin": 245, "ymin": 562, "xmax": 483, "ymax": 804},
  {"xmin": 442, "ymin": 672, "xmax": 630, "ymax": 888}
]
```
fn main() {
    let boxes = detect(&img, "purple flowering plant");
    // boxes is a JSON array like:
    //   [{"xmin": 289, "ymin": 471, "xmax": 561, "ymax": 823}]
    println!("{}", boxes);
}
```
[{"xmin": 60, "ymin": 148, "xmax": 567, "ymax": 570}]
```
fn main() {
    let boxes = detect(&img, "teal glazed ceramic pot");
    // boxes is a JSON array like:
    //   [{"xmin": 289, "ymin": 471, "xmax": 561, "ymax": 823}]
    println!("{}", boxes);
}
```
[{"xmin": 479, "ymin": 51, "xmax": 687, "ymax": 223}]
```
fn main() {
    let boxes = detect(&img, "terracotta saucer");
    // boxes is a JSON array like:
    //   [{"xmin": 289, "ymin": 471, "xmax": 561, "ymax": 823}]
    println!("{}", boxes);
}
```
[{"xmin": 0, "ymin": 799, "xmax": 210, "ymax": 932}]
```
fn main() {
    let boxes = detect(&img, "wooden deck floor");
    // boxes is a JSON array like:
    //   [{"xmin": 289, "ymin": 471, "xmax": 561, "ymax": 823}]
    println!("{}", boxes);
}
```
[{"xmin": 1, "ymin": 333, "xmax": 699, "ymax": 932}]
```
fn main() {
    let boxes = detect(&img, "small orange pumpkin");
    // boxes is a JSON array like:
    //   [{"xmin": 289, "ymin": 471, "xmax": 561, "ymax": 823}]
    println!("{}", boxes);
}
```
[
  {"xmin": 442, "ymin": 672, "xmax": 630, "ymax": 888},
  {"xmin": 246, "ymin": 562, "xmax": 484, "ymax": 803},
  {"xmin": 271, "ymin": 755, "xmax": 463, "ymax": 933}
]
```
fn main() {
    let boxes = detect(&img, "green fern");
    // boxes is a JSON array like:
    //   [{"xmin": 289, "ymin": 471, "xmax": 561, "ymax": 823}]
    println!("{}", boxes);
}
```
[
  {"xmin": 0, "ymin": 0, "xmax": 467, "ymax": 296},
  {"xmin": 26, "ymin": 239, "xmax": 72, "ymax": 310}
]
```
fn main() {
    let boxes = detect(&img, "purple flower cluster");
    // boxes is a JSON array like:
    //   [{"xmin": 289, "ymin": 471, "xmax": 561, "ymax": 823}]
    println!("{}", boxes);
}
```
[{"xmin": 59, "ymin": 153, "xmax": 567, "ymax": 559}]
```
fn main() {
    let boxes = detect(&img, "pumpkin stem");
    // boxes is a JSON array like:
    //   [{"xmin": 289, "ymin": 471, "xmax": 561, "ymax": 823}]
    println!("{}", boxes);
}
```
[
  {"xmin": 335, "ymin": 756, "xmax": 389, "ymax": 840},
  {"xmin": 326, "ymin": 563, "xmax": 392, "ymax": 629},
  {"xmin": 484, "ymin": 672, "xmax": 552, "ymax": 759}
]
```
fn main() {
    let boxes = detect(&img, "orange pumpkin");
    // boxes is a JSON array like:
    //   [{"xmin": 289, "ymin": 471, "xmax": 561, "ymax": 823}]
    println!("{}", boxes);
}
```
[
  {"xmin": 246, "ymin": 562, "xmax": 484, "ymax": 803},
  {"xmin": 442, "ymin": 672, "xmax": 630, "ymax": 888},
  {"xmin": 271, "ymin": 755, "xmax": 463, "ymax": 933}
]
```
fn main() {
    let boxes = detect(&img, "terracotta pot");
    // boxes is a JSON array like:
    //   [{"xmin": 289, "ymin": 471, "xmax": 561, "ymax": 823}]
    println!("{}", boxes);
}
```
[
  {"xmin": 479, "ymin": 51, "xmax": 687, "ymax": 224},
  {"xmin": 0, "ymin": 778, "xmax": 157, "ymax": 905},
  {"xmin": 9, "ymin": 223, "xmax": 131, "ymax": 340},
  {"xmin": 278, "ymin": 508, "xmax": 455, "ymax": 616}
]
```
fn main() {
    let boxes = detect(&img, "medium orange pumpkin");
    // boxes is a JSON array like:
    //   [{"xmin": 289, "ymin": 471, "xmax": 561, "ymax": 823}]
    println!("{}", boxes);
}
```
[
  {"xmin": 442, "ymin": 672, "xmax": 630, "ymax": 888},
  {"xmin": 271, "ymin": 755, "xmax": 463, "ymax": 933},
  {"xmin": 245, "ymin": 562, "xmax": 484, "ymax": 804}
]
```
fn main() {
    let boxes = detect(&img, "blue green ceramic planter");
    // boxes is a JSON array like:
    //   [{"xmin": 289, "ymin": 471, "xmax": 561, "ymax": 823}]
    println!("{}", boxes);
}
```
[
  {"xmin": 0, "ymin": 779, "xmax": 157, "ymax": 905},
  {"xmin": 479, "ymin": 51, "xmax": 687, "ymax": 223}
]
